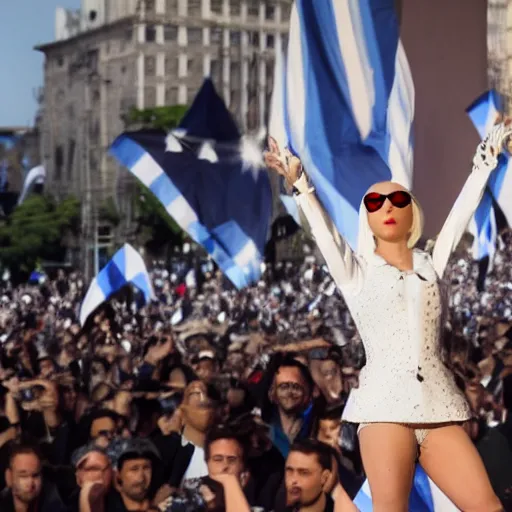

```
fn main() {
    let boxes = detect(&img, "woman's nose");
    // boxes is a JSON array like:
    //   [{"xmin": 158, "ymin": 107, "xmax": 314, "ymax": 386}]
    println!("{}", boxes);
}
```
[{"xmin": 384, "ymin": 199, "xmax": 394, "ymax": 212}]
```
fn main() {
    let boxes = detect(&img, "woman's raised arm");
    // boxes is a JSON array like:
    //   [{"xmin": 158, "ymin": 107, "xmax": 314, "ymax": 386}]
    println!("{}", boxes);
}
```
[
  {"xmin": 432, "ymin": 122, "xmax": 512, "ymax": 278},
  {"xmin": 264, "ymin": 138, "xmax": 364, "ymax": 295}
]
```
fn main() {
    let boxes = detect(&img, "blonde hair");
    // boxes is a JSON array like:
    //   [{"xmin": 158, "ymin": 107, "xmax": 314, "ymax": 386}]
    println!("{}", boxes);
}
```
[{"xmin": 356, "ymin": 188, "xmax": 424, "ymax": 260}]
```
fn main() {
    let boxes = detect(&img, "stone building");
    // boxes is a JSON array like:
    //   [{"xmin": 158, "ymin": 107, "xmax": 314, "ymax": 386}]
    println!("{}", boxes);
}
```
[{"xmin": 35, "ymin": 0, "xmax": 291, "ymax": 275}]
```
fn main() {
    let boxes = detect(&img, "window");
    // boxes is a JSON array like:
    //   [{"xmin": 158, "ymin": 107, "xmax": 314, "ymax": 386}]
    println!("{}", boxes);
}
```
[
  {"xmin": 230, "ymin": 62, "xmax": 241, "ymax": 84},
  {"xmin": 211, "ymin": 28, "xmax": 222, "ymax": 44},
  {"xmin": 249, "ymin": 31, "xmax": 260, "ymax": 48},
  {"xmin": 230, "ymin": 30, "xmax": 241, "ymax": 45},
  {"xmin": 165, "ymin": 56, "xmax": 178, "ymax": 76},
  {"xmin": 188, "ymin": 0, "xmax": 201, "ymax": 16},
  {"xmin": 86, "ymin": 49, "xmax": 99, "ymax": 73},
  {"xmin": 54, "ymin": 145, "xmax": 64, "ymax": 180},
  {"xmin": 56, "ymin": 56, "xmax": 64, "ymax": 67},
  {"xmin": 166, "ymin": 0, "xmax": 178, "ymax": 16},
  {"xmin": 266, "ymin": 60, "xmax": 274, "ymax": 92},
  {"xmin": 247, "ymin": 1, "xmax": 259, "ymax": 17},
  {"xmin": 210, "ymin": 59, "xmax": 220, "ymax": 80},
  {"xmin": 187, "ymin": 87, "xmax": 197, "ymax": 104},
  {"xmin": 165, "ymin": 86, "xmax": 178, "ymax": 105},
  {"xmin": 164, "ymin": 24, "xmax": 178, "ymax": 41},
  {"xmin": 229, "ymin": 89, "xmax": 241, "ymax": 115},
  {"xmin": 145, "ymin": 25, "xmax": 156, "ymax": 42},
  {"xmin": 266, "ymin": 33, "xmax": 275, "ymax": 48},
  {"xmin": 145, "ymin": 55, "xmax": 156, "ymax": 76},
  {"xmin": 211, "ymin": 0, "xmax": 222, "ymax": 14},
  {"xmin": 125, "ymin": 28, "xmax": 133, "ymax": 41},
  {"xmin": 144, "ymin": 86, "xmax": 156, "ymax": 108},
  {"xmin": 187, "ymin": 27, "xmax": 202, "ymax": 44},
  {"xmin": 281, "ymin": 1, "xmax": 291, "ymax": 21},
  {"xmin": 265, "ymin": 3, "xmax": 275, "ymax": 20},
  {"xmin": 282, "ymin": 33, "xmax": 289, "ymax": 50},
  {"xmin": 229, "ymin": 0, "xmax": 240, "ymax": 16},
  {"xmin": 145, "ymin": 0, "xmax": 155, "ymax": 15},
  {"xmin": 67, "ymin": 138, "xmax": 76, "ymax": 179}
]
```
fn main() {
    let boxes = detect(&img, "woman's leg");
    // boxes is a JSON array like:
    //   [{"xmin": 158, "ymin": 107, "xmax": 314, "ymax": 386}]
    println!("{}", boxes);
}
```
[
  {"xmin": 419, "ymin": 424, "xmax": 503, "ymax": 512},
  {"xmin": 358, "ymin": 423, "xmax": 417, "ymax": 512}
]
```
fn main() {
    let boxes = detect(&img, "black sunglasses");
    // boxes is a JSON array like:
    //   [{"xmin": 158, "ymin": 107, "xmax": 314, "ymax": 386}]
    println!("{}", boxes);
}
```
[{"xmin": 363, "ymin": 190, "xmax": 412, "ymax": 213}]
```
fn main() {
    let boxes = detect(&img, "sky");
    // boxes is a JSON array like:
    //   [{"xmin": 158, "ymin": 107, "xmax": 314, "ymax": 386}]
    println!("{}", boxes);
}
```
[{"xmin": 0, "ymin": 0, "xmax": 80, "ymax": 128}]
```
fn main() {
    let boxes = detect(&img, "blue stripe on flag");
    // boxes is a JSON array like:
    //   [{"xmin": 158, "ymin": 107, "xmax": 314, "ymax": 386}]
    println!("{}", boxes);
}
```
[
  {"xmin": 467, "ymin": 90, "xmax": 508, "ymax": 260},
  {"xmin": 466, "ymin": 90, "xmax": 502, "ymax": 139}
]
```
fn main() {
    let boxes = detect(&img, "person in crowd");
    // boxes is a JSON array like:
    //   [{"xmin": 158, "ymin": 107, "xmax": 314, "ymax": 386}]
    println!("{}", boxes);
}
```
[
  {"xmin": 107, "ymin": 438, "xmax": 161, "ymax": 512},
  {"xmin": 264, "ymin": 123, "xmax": 509, "ymax": 511},
  {"xmin": 284, "ymin": 439, "xmax": 355, "ymax": 512},
  {"xmin": 153, "ymin": 380, "xmax": 216, "ymax": 487},
  {"xmin": 69, "ymin": 443, "xmax": 113, "ymax": 512},
  {"xmin": 0, "ymin": 443, "xmax": 68, "ymax": 512},
  {"xmin": 262, "ymin": 356, "xmax": 316, "ymax": 459},
  {"xmin": 191, "ymin": 351, "xmax": 218, "ymax": 385}
]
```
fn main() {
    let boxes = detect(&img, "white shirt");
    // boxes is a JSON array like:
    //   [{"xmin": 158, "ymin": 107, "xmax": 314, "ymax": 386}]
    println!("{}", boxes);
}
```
[
  {"xmin": 181, "ymin": 435, "xmax": 208, "ymax": 483},
  {"xmin": 292, "ymin": 163, "xmax": 493, "ymax": 423}
]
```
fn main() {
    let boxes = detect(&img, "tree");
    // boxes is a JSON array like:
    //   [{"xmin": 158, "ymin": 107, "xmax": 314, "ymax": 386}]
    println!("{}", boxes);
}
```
[
  {"xmin": 0, "ymin": 195, "xmax": 80, "ymax": 281},
  {"xmin": 126, "ymin": 105, "xmax": 188, "ymax": 131},
  {"xmin": 126, "ymin": 105, "xmax": 189, "ymax": 257}
]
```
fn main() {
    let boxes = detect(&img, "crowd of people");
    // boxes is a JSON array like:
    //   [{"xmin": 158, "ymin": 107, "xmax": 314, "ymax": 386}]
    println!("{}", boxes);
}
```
[{"xmin": 0, "ymin": 229, "xmax": 511, "ymax": 511}]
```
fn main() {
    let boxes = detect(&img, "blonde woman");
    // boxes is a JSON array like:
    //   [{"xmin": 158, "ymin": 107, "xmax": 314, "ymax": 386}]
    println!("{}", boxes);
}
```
[{"xmin": 264, "ymin": 123, "xmax": 511, "ymax": 512}]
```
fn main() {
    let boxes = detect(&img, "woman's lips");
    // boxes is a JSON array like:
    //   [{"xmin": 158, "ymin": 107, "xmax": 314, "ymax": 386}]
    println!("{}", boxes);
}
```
[{"xmin": 384, "ymin": 218, "xmax": 396, "ymax": 225}]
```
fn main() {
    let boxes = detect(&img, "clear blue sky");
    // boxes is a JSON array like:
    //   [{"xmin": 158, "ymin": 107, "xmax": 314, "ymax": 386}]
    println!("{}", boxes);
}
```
[{"xmin": 0, "ymin": 0, "xmax": 80, "ymax": 127}]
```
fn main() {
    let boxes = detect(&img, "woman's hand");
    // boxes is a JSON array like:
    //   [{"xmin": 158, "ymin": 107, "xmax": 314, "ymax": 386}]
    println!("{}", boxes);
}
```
[
  {"xmin": 474, "ymin": 120, "xmax": 512, "ymax": 171},
  {"xmin": 264, "ymin": 136, "xmax": 303, "ymax": 188}
]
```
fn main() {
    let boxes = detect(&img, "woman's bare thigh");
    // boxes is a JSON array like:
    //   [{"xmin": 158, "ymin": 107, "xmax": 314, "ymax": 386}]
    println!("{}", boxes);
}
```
[
  {"xmin": 419, "ymin": 424, "xmax": 502, "ymax": 512},
  {"xmin": 358, "ymin": 423, "xmax": 417, "ymax": 512}
]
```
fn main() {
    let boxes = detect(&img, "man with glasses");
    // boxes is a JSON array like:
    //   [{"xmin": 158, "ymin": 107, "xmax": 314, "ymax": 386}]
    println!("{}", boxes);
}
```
[{"xmin": 265, "ymin": 357, "xmax": 316, "ymax": 458}]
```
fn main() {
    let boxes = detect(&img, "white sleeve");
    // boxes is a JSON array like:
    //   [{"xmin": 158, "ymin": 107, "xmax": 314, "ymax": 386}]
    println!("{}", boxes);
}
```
[
  {"xmin": 293, "ymin": 174, "xmax": 364, "ymax": 294},
  {"xmin": 432, "ymin": 135, "xmax": 501, "ymax": 278}
]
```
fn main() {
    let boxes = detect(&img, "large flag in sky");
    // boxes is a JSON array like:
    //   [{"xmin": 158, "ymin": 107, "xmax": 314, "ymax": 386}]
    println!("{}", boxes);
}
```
[
  {"xmin": 80, "ymin": 243, "xmax": 154, "ymax": 325},
  {"xmin": 355, "ymin": 464, "xmax": 459, "ymax": 511},
  {"xmin": 466, "ymin": 90, "xmax": 512, "ymax": 267},
  {"xmin": 110, "ymin": 79, "xmax": 272, "ymax": 289},
  {"xmin": 270, "ymin": 0, "xmax": 415, "ymax": 249}
]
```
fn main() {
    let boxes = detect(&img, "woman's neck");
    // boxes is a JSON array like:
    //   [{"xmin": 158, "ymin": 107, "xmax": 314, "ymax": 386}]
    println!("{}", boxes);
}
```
[{"xmin": 375, "ymin": 240, "xmax": 413, "ymax": 271}]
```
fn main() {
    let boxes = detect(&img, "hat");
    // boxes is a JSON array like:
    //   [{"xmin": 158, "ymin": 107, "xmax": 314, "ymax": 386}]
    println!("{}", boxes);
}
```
[
  {"xmin": 71, "ymin": 443, "xmax": 109, "ymax": 469},
  {"xmin": 192, "ymin": 350, "xmax": 216, "ymax": 364},
  {"xmin": 107, "ymin": 438, "xmax": 161, "ymax": 470}
]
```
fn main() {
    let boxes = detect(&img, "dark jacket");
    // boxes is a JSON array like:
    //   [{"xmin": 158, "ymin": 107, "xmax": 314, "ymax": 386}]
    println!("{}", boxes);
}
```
[{"xmin": 0, "ymin": 482, "xmax": 69, "ymax": 512}]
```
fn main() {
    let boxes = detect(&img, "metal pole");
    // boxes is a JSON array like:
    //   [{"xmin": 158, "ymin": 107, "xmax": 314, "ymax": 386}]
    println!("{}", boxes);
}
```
[
  {"xmin": 94, "ymin": 217, "xmax": 99, "ymax": 276},
  {"xmin": 84, "ymin": 74, "xmax": 93, "ymax": 282}
]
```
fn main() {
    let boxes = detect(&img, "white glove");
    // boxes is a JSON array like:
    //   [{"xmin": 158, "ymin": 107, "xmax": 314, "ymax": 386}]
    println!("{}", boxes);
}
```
[{"xmin": 473, "ymin": 121, "xmax": 512, "ymax": 172}]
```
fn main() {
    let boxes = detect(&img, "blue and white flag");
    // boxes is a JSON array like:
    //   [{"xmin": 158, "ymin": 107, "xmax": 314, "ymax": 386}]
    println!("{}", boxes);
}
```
[
  {"xmin": 271, "ymin": 0, "xmax": 415, "ymax": 249},
  {"xmin": 18, "ymin": 165, "xmax": 46, "ymax": 205},
  {"xmin": 354, "ymin": 464, "xmax": 459, "ymax": 511},
  {"xmin": 110, "ymin": 79, "xmax": 272, "ymax": 289},
  {"xmin": 467, "ymin": 90, "xmax": 512, "ymax": 264},
  {"xmin": 79, "ymin": 243, "xmax": 154, "ymax": 326}
]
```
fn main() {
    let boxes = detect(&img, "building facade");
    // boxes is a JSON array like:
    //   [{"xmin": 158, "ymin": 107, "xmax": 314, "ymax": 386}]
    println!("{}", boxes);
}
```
[{"xmin": 36, "ymin": 0, "xmax": 290, "ymax": 275}]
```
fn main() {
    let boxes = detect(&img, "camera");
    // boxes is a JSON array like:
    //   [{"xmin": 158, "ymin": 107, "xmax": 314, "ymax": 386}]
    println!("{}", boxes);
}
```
[
  {"xmin": 20, "ymin": 388, "xmax": 35, "ymax": 402},
  {"xmin": 160, "ymin": 477, "xmax": 225, "ymax": 512}
]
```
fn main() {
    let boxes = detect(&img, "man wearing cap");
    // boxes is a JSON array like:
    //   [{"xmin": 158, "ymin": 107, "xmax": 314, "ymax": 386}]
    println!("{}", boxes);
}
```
[
  {"xmin": 68, "ymin": 443, "xmax": 113, "ymax": 512},
  {"xmin": 106, "ymin": 438, "xmax": 161, "ymax": 511}
]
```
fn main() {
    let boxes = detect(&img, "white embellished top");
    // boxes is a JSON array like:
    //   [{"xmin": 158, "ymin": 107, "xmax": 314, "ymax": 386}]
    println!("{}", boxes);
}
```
[{"xmin": 292, "ymin": 157, "xmax": 496, "ymax": 424}]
